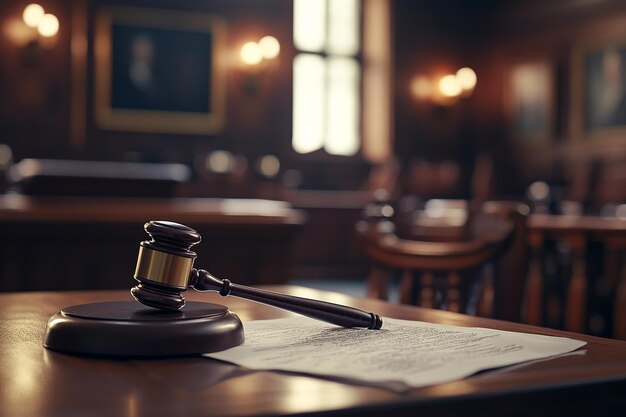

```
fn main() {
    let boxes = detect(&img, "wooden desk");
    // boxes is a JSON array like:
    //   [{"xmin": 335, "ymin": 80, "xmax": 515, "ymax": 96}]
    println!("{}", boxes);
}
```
[
  {"xmin": 0, "ymin": 196, "xmax": 305, "ymax": 291},
  {"xmin": 1, "ymin": 287, "xmax": 625, "ymax": 416}
]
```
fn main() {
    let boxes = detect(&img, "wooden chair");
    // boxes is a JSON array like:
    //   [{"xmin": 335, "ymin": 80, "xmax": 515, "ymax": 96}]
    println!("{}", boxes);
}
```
[{"xmin": 357, "ymin": 202, "xmax": 529, "ymax": 321}]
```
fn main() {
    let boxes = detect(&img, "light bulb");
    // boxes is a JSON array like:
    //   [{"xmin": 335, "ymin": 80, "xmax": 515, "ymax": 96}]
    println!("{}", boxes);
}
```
[
  {"xmin": 23, "ymin": 4, "xmax": 44, "ymax": 28},
  {"xmin": 456, "ymin": 67, "xmax": 477, "ymax": 91},
  {"xmin": 240, "ymin": 42, "xmax": 263, "ymax": 66},
  {"xmin": 259, "ymin": 36, "xmax": 280, "ymax": 60},
  {"xmin": 439, "ymin": 74, "xmax": 461, "ymax": 98},
  {"xmin": 38, "ymin": 13, "xmax": 59, "ymax": 37}
]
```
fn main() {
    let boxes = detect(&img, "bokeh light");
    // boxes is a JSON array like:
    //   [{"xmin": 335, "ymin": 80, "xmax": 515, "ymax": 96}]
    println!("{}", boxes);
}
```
[
  {"xmin": 439, "ymin": 74, "xmax": 462, "ymax": 97},
  {"xmin": 257, "ymin": 155, "xmax": 280, "ymax": 178},
  {"xmin": 240, "ymin": 41, "xmax": 263, "ymax": 65},
  {"xmin": 456, "ymin": 67, "xmax": 477, "ymax": 91},
  {"xmin": 259, "ymin": 36, "xmax": 280, "ymax": 59},
  {"xmin": 37, "ymin": 13, "xmax": 59, "ymax": 37},
  {"xmin": 22, "ymin": 4, "xmax": 44, "ymax": 28},
  {"xmin": 206, "ymin": 150, "xmax": 234, "ymax": 173}
]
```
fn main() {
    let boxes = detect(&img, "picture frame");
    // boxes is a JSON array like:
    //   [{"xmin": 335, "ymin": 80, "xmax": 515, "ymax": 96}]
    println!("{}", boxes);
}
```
[
  {"xmin": 571, "ymin": 32, "xmax": 626, "ymax": 141},
  {"xmin": 505, "ymin": 59, "xmax": 555, "ymax": 145},
  {"xmin": 94, "ymin": 6, "xmax": 227, "ymax": 135}
]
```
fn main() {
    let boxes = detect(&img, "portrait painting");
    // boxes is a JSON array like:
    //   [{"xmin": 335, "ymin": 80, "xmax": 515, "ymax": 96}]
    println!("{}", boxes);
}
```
[
  {"xmin": 506, "ymin": 60, "xmax": 554, "ymax": 144},
  {"xmin": 583, "ymin": 45, "xmax": 626, "ymax": 131},
  {"xmin": 94, "ymin": 7, "xmax": 226, "ymax": 135}
]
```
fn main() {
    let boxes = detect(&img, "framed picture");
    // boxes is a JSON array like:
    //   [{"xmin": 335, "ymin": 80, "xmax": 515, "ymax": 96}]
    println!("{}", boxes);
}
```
[
  {"xmin": 505, "ymin": 59, "xmax": 554, "ymax": 145},
  {"xmin": 94, "ymin": 7, "xmax": 227, "ymax": 135},
  {"xmin": 571, "ymin": 33, "xmax": 626, "ymax": 141}
]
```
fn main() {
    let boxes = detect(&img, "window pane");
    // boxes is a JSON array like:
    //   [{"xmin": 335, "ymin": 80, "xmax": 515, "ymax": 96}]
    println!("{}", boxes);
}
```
[
  {"xmin": 294, "ymin": 0, "xmax": 326, "ymax": 52},
  {"xmin": 328, "ymin": 0, "xmax": 360, "ymax": 55},
  {"xmin": 293, "ymin": 54, "xmax": 326, "ymax": 154},
  {"xmin": 326, "ymin": 57, "xmax": 359, "ymax": 155}
]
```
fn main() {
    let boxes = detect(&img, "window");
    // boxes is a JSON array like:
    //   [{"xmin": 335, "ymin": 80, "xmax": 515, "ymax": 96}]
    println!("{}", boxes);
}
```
[{"xmin": 292, "ymin": 0, "xmax": 361, "ymax": 156}]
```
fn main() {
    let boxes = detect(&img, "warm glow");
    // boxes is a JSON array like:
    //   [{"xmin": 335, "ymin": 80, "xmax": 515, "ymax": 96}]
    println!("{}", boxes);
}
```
[
  {"xmin": 326, "ymin": 57, "xmax": 359, "ymax": 155},
  {"xmin": 240, "ymin": 41, "xmax": 262, "ymax": 65},
  {"xmin": 257, "ymin": 155, "xmax": 280, "ymax": 178},
  {"xmin": 293, "ymin": 54, "xmax": 325, "ymax": 154},
  {"xmin": 5, "ymin": 17, "xmax": 33, "ymax": 45},
  {"xmin": 456, "ymin": 67, "xmax": 477, "ymax": 91},
  {"xmin": 22, "ymin": 4, "xmax": 44, "ymax": 28},
  {"xmin": 362, "ymin": 0, "xmax": 391, "ymax": 163},
  {"xmin": 37, "ymin": 13, "xmax": 59, "ymax": 37},
  {"xmin": 259, "ymin": 36, "xmax": 280, "ymax": 59},
  {"xmin": 292, "ymin": 0, "xmax": 361, "ymax": 156},
  {"xmin": 294, "ymin": 0, "xmax": 326, "ymax": 52},
  {"xmin": 439, "ymin": 74, "xmax": 462, "ymax": 97},
  {"xmin": 411, "ymin": 76, "xmax": 432, "ymax": 99},
  {"xmin": 206, "ymin": 150, "xmax": 234, "ymax": 173},
  {"xmin": 328, "ymin": 0, "xmax": 359, "ymax": 55},
  {"xmin": 528, "ymin": 181, "xmax": 550, "ymax": 200}
]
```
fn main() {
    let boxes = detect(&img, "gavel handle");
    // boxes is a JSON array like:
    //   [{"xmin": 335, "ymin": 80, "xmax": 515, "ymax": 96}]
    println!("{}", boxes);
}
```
[{"xmin": 190, "ymin": 269, "xmax": 382, "ymax": 329}]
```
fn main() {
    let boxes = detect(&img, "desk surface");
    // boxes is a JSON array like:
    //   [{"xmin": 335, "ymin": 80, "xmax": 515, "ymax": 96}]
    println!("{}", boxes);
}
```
[
  {"xmin": 1, "ymin": 287, "xmax": 626, "ymax": 417},
  {"xmin": 0, "ymin": 195, "xmax": 306, "ymax": 225}
]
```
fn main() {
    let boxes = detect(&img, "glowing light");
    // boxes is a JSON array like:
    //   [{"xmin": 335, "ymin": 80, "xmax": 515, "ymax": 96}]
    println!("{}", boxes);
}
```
[
  {"xmin": 206, "ymin": 151, "xmax": 234, "ymax": 173},
  {"xmin": 293, "ymin": 54, "xmax": 325, "ymax": 154},
  {"xmin": 456, "ymin": 67, "xmax": 477, "ymax": 91},
  {"xmin": 381, "ymin": 205, "xmax": 394, "ymax": 218},
  {"xmin": 411, "ymin": 76, "xmax": 432, "ymax": 99},
  {"xmin": 328, "ymin": 0, "xmax": 359, "ymax": 55},
  {"xmin": 294, "ymin": 0, "xmax": 326, "ymax": 52},
  {"xmin": 257, "ymin": 155, "xmax": 280, "ymax": 178},
  {"xmin": 38, "ymin": 13, "xmax": 59, "ymax": 37},
  {"xmin": 5, "ymin": 17, "xmax": 33, "ymax": 45},
  {"xmin": 326, "ymin": 57, "xmax": 359, "ymax": 155},
  {"xmin": 438, "ymin": 74, "xmax": 462, "ymax": 98},
  {"xmin": 23, "ymin": 4, "xmax": 44, "ymax": 28},
  {"xmin": 0, "ymin": 144, "xmax": 13, "ymax": 169},
  {"xmin": 528, "ymin": 181, "xmax": 550, "ymax": 200},
  {"xmin": 240, "ymin": 42, "xmax": 262, "ymax": 66},
  {"xmin": 259, "ymin": 36, "xmax": 280, "ymax": 59}
]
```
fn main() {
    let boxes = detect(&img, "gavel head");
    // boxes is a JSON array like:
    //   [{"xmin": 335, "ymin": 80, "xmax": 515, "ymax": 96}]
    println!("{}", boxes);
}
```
[{"xmin": 131, "ymin": 221, "xmax": 201, "ymax": 311}]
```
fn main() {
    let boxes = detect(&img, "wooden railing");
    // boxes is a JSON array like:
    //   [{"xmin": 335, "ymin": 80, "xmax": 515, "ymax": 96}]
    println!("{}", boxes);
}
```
[{"xmin": 526, "ymin": 214, "xmax": 626, "ymax": 339}]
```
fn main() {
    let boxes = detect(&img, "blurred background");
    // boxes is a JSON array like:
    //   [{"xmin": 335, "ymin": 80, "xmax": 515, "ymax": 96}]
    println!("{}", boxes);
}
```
[{"xmin": 0, "ymin": 0, "xmax": 625, "ymax": 338}]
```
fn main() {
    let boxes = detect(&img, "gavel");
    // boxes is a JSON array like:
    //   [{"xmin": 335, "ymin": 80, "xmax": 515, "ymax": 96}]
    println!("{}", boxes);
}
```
[{"xmin": 131, "ymin": 221, "xmax": 383, "ymax": 330}]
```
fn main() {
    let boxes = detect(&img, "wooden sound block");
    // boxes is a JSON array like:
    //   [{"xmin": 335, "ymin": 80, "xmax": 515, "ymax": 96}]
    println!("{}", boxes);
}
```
[{"xmin": 44, "ymin": 301, "xmax": 244, "ymax": 357}]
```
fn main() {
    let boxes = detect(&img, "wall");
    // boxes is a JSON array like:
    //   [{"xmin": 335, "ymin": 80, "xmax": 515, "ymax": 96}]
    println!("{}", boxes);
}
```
[
  {"xmin": 472, "ymin": 0, "xmax": 626, "ymax": 200},
  {"xmin": 392, "ymin": 0, "xmax": 626, "ymax": 201},
  {"xmin": 0, "ymin": 0, "xmax": 293, "ymax": 169}
]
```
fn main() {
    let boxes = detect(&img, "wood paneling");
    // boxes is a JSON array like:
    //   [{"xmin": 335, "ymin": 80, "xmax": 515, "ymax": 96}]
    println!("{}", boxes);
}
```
[{"xmin": 0, "ymin": 0, "xmax": 293, "ymax": 165}]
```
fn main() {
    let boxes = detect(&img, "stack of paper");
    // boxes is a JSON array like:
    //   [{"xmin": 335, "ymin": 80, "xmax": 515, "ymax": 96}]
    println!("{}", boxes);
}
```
[{"xmin": 206, "ymin": 317, "xmax": 586, "ymax": 390}]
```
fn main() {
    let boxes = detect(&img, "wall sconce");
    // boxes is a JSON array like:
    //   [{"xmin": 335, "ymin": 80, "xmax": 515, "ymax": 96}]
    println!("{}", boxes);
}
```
[
  {"xmin": 23, "ymin": 4, "xmax": 59, "ymax": 38},
  {"xmin": 238, "ymin": 35, "xmax": 280, "ymax": 94},
  {"xmin": 5, "ymin": 4, "xmax": 60, "ymax": 65},
  {"xmin": 411, "ymin": 67, "xmax": 477, "ymax": 105}
]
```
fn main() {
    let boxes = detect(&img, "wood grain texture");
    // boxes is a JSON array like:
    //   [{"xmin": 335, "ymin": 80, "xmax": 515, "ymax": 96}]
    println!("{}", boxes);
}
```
[
  {"xmin": 1, "ymin": 287, "xmax": 626, "ymax": 416},
  {"xmin": 0, "ymin": 196, "xmax": 305, "ymax": 291}
]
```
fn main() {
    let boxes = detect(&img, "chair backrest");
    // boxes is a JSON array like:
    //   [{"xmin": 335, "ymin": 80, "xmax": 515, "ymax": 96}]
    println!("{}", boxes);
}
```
[{"xmin": 357, "ymin": 201, "xmax": 529, "ymax": 321}]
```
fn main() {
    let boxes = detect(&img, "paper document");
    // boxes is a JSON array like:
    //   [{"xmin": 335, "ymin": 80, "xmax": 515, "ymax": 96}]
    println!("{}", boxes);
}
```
[{"xmin": 205, "ymin": 317, "xmax": 586, "ymax": 389}]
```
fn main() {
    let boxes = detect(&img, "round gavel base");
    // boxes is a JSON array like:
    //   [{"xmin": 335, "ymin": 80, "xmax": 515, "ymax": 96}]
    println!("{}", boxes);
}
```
[{"xmin": 43, "ymin": 301, "xmax": 244, "ymax": 357}]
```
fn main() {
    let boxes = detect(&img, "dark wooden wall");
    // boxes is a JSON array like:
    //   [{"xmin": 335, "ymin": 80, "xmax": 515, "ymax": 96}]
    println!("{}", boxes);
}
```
[
  {"xmin": 473, "ymin": 0, "xmax": 626, "ymax": 194},
  {"xmin": 2, "ymin": 0, "xmax": 625, "ymax": 282},
  {"xmin": 392, "ymin": 0, "xmax": 626, "ymax": 199},
  {"xmin": 0, "ymin": 0, "xmax": 294, "ymax": 167},
  {"xmin": 3, "ymin": 0, "xmax": 625, "ymax": 194}
]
